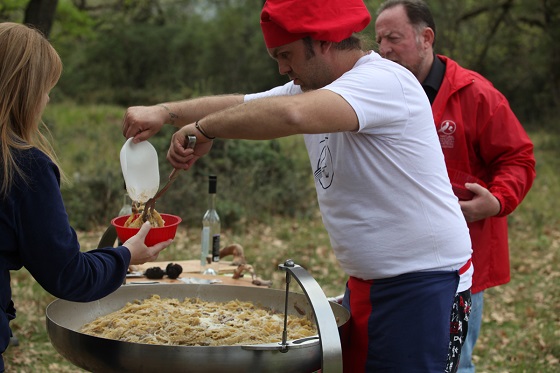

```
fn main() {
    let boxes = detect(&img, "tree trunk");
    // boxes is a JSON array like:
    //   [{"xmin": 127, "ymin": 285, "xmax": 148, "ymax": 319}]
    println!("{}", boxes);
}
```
[{"xmin": 24, "ymin": 0, "xmax": 59, "ymax": 38}]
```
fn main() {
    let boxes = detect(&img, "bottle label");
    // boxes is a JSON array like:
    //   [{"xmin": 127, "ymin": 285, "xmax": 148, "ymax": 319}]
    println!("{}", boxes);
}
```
[{"xmin": 211, "ymin": 234, "xmax": 220, "ymax": 262}]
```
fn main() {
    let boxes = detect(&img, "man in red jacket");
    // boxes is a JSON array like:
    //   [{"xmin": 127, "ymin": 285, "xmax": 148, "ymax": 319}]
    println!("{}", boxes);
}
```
[{"xmin": 375, "ymin": 1, "xmax": 536, "ymax": 372}]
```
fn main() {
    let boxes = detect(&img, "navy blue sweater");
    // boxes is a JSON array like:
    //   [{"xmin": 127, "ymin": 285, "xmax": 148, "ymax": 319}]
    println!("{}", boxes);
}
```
[{"xmin": 0, "ymin": 148, "xmax": 130, "ymax": 369}]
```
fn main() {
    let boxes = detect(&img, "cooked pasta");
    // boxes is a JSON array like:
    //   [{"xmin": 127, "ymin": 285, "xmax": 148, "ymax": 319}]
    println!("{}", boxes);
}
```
[
  {"xmin": 80, "ymin": 295, "xmax": 317, "ymax": 346},
  {"xmin": 124, "ymin": 209, "xmax": 165, "ymax": 228}
]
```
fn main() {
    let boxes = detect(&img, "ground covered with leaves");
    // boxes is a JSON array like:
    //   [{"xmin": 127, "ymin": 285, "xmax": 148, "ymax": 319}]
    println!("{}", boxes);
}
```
[{"xmin": 3, "ymin": 214, "xmax": 559, "ymax": 372}]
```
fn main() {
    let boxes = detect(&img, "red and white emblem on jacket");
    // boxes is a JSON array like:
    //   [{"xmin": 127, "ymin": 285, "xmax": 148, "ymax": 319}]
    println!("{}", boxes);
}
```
[{"xmin": 438, "ymin": 120, "xmax": 456, "ymax": 148}]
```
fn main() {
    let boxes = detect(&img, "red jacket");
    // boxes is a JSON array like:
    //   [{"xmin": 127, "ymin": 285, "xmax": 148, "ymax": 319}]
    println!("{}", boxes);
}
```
[{"xmin": 433, "ymin": 55, "xmax": 536, "ymax": 293}]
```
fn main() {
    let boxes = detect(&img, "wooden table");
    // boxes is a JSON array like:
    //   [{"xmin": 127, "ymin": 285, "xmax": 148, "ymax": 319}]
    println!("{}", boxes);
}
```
[{"xmin": 125, "ymin": 260, "xmax": 262, "ymax": 287}]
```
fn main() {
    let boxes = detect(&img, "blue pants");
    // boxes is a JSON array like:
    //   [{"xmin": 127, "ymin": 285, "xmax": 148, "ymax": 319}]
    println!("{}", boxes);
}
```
[{"xmin": 342, "ymin": 271, "xmax": 460, "ymax": 373}]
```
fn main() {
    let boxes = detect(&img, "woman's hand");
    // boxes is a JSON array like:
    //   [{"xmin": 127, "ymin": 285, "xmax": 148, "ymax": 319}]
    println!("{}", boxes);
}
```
[{"xmin": 123, "ymin": 222, "xmax": 172, "ymax": 265}]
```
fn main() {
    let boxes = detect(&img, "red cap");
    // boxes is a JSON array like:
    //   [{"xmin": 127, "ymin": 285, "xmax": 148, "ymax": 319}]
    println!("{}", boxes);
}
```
[{"xmin": 260, "ymin": 0, "xmax": 371, "ymax": 48}]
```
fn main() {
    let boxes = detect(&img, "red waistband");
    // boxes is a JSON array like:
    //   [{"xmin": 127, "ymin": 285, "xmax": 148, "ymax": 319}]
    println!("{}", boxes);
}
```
[
  {"xmin": 459, "ymin": 259, "xmax": 472, "ymax": 275},
  {"xmin": 349, "ymin": 258, "xmax": 472, "ymax": 284}
]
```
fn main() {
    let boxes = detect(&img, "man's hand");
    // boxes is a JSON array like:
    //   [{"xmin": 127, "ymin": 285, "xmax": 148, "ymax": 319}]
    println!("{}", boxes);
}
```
[
  {"xmin": 459, "ymin": 183, "xmax": 501, "ymax": 222},
  {"xmin": 122, "ymin": 105, "xmax": 167, "ymax": 143},
  {"xmin": 167, "ymin": 125, "xmax": 213, "ymax": 170}
]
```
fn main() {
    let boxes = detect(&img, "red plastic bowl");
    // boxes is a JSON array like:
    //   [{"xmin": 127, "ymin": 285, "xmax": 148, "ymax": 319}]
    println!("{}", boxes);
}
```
[
  {"xmin": 448, "ymin": 169, "xmax": 486, "ymax": 201},
  {"xmin": 111, "ymin": 213, "xmax": 181, "ymax": 246}
]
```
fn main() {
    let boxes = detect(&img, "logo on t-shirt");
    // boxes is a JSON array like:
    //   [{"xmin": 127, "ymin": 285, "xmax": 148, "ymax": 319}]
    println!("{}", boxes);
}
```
[
  {"xmin": 314, "ymin": 137, "xmax": 334, "ymax": 189},
  {"xmin": 438, "ymin": 120, "xmax": 456, "ymax": 149}
]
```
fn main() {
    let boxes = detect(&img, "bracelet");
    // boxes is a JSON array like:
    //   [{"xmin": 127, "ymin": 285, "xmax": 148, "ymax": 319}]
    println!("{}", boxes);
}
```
[{"xmin": 195, "ymin": 120, "xmax": 215, "ymax": 140}]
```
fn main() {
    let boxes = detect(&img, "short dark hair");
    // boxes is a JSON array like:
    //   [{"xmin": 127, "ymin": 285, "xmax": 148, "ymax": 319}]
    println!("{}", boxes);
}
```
[
  {"xmin": 377, "ymin": 0, "xmax": 436, "ymax": 45},
  {"xmin": 302, "ymin": 35, "xmax": 363, "ymax": 59}
]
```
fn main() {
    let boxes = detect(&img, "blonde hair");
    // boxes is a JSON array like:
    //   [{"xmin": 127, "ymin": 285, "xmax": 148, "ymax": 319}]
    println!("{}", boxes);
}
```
[{"xmin": 0, "ymin": 22, "xmax": 64, "ymax": 198}]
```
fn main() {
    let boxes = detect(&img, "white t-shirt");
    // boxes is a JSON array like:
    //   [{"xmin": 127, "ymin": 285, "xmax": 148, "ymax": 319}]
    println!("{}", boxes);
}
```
[{"xmin": 245, "ymin": 52, "xmax": 472, "ymax": 291}]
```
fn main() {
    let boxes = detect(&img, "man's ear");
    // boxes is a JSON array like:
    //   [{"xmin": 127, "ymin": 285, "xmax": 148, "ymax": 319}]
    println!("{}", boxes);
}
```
[
  {"xmin": 422, "ymin": 27, "xmax": 435, "ymax": 48},
  {"xmin": 319, "ymin": 40, "xmax": 334, "ymax": 53}
]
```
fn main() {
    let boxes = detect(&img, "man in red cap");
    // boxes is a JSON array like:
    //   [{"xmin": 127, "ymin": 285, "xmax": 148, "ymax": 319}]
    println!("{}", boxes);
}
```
[
  {"xmin": 375, "ymin": 1, "xmax": 536, "ymax": 372},
  {"xmin": 122, "ymin": 0, "xmax": 473, "ymax": 371}
]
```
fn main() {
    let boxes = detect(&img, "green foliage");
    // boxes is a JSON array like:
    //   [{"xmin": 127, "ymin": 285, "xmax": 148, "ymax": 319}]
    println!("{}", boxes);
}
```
[
  {"xmin": 44, "ymin": 103, "xmax": 128, "ymax": 229},
  {"xmin": 51, "ymin": 0, "xmax": 285, "ymax": 106},
  {"xmin": 510, "ymin": 127, "xmax": 560, "ymax": 231},
  {"xmin": 4, "ymin": 0, "xmax": 557, "ymax": 122},
  {"xmin": 51, "ymin": 0, "xmax": 96, "ymax": 40},
  {"xmin": 57, "ymin": 22, "xmax": 194, "ymax": 105},
  {"xmin": 0, "ymin": 0, "xmax": 26, "ymax": 21}
]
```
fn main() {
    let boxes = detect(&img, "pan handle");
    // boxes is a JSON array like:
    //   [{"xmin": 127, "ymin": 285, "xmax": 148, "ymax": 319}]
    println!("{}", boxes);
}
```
[
  {"xmin": 278, "ymin": 260, "xmax": 343, "ymax": 373},
  {"xmin": 241, "ymin": 336, "xmax": 319, "ymax": 351}
]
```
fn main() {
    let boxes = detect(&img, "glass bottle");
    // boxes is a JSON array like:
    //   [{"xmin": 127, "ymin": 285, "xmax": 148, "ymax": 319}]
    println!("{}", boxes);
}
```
[
  {"xmin": 118, "ymin": 193, "xmax": 133, "ymax": 218},
  {"xmin": 117, "ymin": 193, "xmax": 133, "ymax": 246},
  {"xmin": 200, "ymin": 175, "xmax": 220, "ymax": 274},
  {"xmin": 118, "ymin": 192, "xmax": 132, "ymax": 284}
]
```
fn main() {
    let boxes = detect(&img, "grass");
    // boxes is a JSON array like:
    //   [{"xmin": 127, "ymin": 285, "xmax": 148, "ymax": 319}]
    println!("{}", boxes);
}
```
[
  {"xmin": 469, "ymin": 127, "xmax": 560, "ymax": 372},
  {"xmin": 2, "ymin": 118, "xmax": 558, "ymax": 371}
]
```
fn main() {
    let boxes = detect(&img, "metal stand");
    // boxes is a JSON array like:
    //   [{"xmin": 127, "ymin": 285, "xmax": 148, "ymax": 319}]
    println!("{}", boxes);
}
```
[
  {"xmin": 278, "ymin": 259, "xmax": 343, "ymax": 373},
  {"xmin": 240, "ymin": 259, "xmax": 344, "ymax": 372}
]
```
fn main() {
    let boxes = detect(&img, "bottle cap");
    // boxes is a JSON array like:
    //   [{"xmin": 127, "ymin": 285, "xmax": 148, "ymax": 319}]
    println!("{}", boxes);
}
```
[{"xmin": 209, "ymin": 175, "xmax": 217, "ymax": 194}]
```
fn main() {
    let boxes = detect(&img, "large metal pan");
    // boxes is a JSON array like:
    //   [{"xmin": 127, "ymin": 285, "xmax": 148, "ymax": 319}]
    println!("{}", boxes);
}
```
[{"xmin": 46, "ymin": 282, "xmax": 350, "ymax": 373}]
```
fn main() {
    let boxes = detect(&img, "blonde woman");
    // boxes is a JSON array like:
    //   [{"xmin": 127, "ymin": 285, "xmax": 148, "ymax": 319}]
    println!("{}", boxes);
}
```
[{"xmin": 0, "ymin": 22, "xmax": 171, "ymax": 371}]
